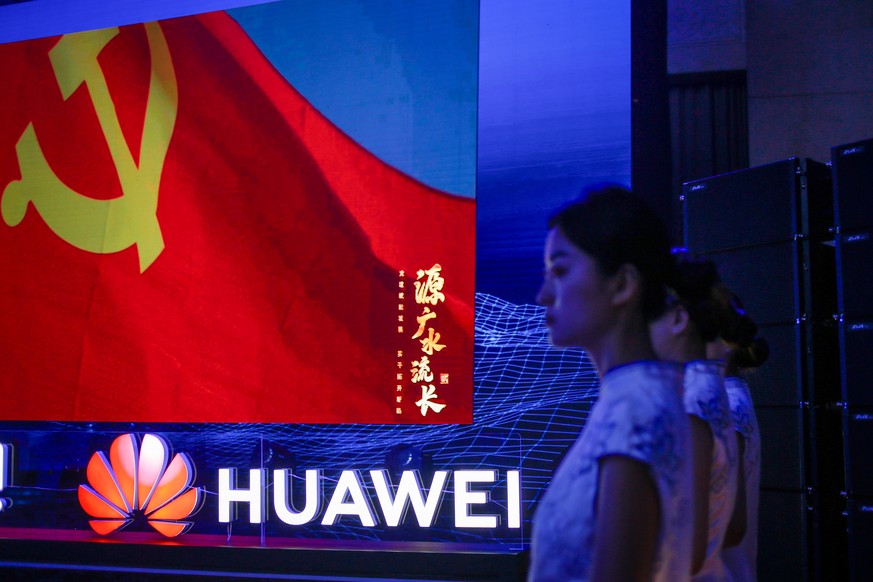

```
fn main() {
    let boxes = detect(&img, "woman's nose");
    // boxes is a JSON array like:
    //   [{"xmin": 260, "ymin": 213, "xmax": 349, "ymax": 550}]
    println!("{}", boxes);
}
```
[{"xmin": 536, "ymin": 281, "xmax": 553, "ymax": 306}]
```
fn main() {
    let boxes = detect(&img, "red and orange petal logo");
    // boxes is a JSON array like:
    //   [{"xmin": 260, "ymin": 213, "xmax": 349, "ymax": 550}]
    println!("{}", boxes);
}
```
[{"xmin": 78, "ymin": 433, "xmax": 202, "ymax": 537}]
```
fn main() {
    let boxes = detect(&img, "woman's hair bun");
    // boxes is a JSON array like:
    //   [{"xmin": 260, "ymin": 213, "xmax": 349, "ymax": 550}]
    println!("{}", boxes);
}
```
[{"xmin": 717, "ymin": 288, "xmax": 769, "ymax": 369}]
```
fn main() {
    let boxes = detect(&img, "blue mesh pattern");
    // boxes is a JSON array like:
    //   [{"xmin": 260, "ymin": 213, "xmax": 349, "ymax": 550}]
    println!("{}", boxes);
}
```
[{"xmin": 0, "ymin": 293, "xmax": 599, "ymax": 547}]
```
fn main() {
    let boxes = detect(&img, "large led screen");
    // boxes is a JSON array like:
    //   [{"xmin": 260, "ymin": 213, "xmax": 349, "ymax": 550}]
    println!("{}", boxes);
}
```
[
  {"xmin": 0, "ymin": 2, "xmax": 475, "ymax": 425},
  {"xmin": 0, "ymin": 0, "xmax": 629, "ymax": 554}
]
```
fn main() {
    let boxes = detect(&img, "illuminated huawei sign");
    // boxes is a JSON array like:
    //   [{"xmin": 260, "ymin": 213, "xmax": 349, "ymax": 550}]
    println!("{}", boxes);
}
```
[
  {"xmin": 78, "ymin": 433, "xmax": 202, "ymax": 537},
  {"xmin": 75, "ymin": 433, "xmax": 521, "ymax": 535}
]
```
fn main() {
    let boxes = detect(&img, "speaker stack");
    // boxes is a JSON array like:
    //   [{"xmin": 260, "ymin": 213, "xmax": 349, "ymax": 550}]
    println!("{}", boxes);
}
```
[
  {"xmin": 683, "ymin": 157, "xmax": 841, "ymax": 582},
  {"xmin": 832, "ymin": 138, "xmax": 873, "ymax": 582}
]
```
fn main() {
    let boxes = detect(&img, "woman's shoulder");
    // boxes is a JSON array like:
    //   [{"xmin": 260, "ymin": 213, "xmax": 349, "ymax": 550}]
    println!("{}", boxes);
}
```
[
  {"xmin": 723, "ymin": 377, "xmax": 758, "ymax": 438},
  {"xmin": 683, "ymin": 360, "xmax": 726, "ymax": 399},
  {"xmin": 591, "ymin": 362, "xmax": 689, "ymax": 453},
  {"xmin": 601, "ymin": 360, "xmax": 683, "ymax": 398},
  {"xmin": 723, "ymin": 377, "xmax": 755, "ymax": 414}
]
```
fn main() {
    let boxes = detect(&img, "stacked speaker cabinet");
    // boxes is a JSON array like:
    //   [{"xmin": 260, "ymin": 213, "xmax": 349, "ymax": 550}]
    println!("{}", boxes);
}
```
[
  {"xmin": 832, "ymin": 137, "xmax": 873, "ymax": 582},
  {"xmin": 683, "ymin": 158, "xmax": 841, "ymax": 582}
]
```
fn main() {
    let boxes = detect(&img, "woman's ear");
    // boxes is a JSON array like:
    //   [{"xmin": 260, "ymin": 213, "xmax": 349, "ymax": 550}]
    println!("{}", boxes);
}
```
[
  {"xmin": 609, "ymin": 263, "xmax": 642, "ymax": 308},
  {"xmin": 671, "ymin": 303, "xmax": 692, "ymax": 335}
]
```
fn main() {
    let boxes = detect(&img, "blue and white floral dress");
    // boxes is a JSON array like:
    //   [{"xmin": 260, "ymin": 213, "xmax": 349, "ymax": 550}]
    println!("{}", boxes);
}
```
[
  {"xmin": 529, "ymin": 361, "xmax": 693, "ymax": 582},
  {"xmin": 684, "ymin": 360, "xmax": 739, "ymax": 581},
  {"xmin": 722, "ymin": 376, "xmax": 761, "ymax": 582}
]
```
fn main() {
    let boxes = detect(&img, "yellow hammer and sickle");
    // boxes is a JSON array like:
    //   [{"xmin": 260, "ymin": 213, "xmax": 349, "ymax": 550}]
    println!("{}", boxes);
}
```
[{"xmin": 1, "ymin": 22, "xmax": 178, "ymax": 273}]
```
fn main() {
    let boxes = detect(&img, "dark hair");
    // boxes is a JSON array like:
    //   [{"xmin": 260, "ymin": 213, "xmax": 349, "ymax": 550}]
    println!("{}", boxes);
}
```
[
  {"xmin": 666, "ymin": 254, "xmax": 769, "ymax": 368},
  {"xmin": 549, "ymin": 184, "xmax": 674, "ymax": 321},
  {"xmin": 718, "ymin": 288, "xmax": 769, "ymax": 369},
  {"xmin": 667, "ymin": 255, "xmax": 724, "ymax": 343}
]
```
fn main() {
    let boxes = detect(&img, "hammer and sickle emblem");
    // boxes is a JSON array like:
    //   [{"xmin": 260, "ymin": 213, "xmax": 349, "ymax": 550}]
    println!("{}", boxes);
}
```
[{"xmin": 1, "ymin": 22, "xmax": 178, "ymax": 273}]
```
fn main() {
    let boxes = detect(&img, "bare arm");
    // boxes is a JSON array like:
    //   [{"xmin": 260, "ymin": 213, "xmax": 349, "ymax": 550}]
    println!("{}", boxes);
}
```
[
  {"xmin": 724, "ymin": 432, "xmax": 747, "ymax": 547},
  {"xmin": 588, "ymin": 455, "xmax": 660, "ymax": 582},
  {"xmin": 689, "ymin": 415, "xmax": 714, "ymax": 575}
]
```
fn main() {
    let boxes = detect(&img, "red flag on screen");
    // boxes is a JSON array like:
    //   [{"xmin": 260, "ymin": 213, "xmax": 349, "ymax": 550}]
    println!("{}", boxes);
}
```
[{"xmin": 0, "ymin": 12, "xmax": 474, "ymax": 423}]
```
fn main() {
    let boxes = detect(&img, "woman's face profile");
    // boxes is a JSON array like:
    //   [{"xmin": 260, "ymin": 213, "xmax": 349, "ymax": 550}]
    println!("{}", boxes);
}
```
[{"xmin": 537, "ymin": 227, "xmax": 614, "ymax": 348}]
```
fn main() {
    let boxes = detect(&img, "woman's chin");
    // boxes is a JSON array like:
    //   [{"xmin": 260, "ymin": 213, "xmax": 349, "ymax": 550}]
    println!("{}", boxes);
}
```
[{"xmin": 548, "ymin": 332, "xmax": 572, "ymax": 348}]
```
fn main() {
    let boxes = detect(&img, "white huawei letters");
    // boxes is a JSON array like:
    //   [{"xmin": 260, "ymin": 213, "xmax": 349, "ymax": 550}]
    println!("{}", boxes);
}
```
[
  {"xmin": 218, "ymin": 468, "xmax": 265, "ymax": 523},
  {"xmin": 274, "ymin": 469, "xmax": 321, "ymax": 525},
  {"xmin": 371, "ymin": 469, "xmax": 447, "ymax": 527},
  {"xmin": 217, "ymin": 468, "xmax": 521, "ymax": 529}
]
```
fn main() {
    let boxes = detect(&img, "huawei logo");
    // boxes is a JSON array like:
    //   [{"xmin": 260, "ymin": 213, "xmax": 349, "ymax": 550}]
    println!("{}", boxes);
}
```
[{"xmin": 78, "ymin": 433, "xmax": 202, "ymax": 537}]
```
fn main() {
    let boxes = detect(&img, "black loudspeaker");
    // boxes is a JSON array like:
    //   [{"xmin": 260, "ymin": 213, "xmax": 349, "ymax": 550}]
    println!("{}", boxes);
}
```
[
  {"xmin": 697, "ymin": 250, "xmax": 838, "ymax": 406},
  {"xmin": 702, "ymin": 241, "xmax": 836, "ymax": 327},
  {"xmin": 755, "ymin": 406, "xmax": 842, "ymax": 580},
  {"xmin": 844, "ymin": 409, "xmax": 873, "ymax": 498},
  {"xmin": 684, "ymin": 162, "xmax": 838, "ymax": 407},
  {"xmin": 838, "ymin": 230, "xmax": 873, "ymax": 321},
  {"xmin": 684, "ymin": 158, "xmax": 842, "ymax": 581},
  {"xmin": 684, "ymin": 157, "xmax": 832, "ymax": 253},
  {"xmin": 703, "ymin": 242, "xmax": 800, "ymax": 325},
  {"xmin": 832, "ymin": 138, "xmax": 873, "ymax": 233},
  {"xmin": 834, "ymin": 140, "xmax": 873, "ymax": 581},
  {"xmin": 745, "ymin": 323, "xmax": 801, "ymax": 405},
  {"xmin": 741, "ymin": 322, "xmax": 838, "ymax": 406},
  {"xmin": 758, "ymin": 490, "xmax": 810, "ymax": 582},
  {"xmin": 842, "ymin": 320, "xmax": 873, "ymax": 407},
  {"xmin": 847, "ymin": 498, "xmax": 873, "ymax": 582},
  {"xmin": 758, "ymin": 407, "xmax": 806, "ymax": 491},
  {"xmin": 756, "ymin": 407, "xmax": 841, "ymax": 494}
]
